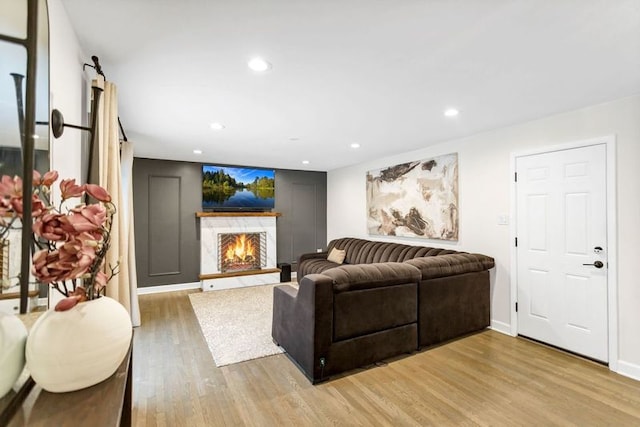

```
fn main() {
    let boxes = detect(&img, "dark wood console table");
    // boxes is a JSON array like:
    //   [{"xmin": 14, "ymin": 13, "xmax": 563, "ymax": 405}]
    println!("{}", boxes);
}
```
[{"xmin": 2, "ymin": 340, "xmax": 132, "ymax": 427}]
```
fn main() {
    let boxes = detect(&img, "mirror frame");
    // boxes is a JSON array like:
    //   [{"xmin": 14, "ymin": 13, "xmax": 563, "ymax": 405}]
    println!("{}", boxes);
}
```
[
  {"xmin": 0, "ymin": 0, "xmax": 47, "ymax": 423},
  {"xmin": 0, "ymin": 0, "xmax": 41, "ymax": 314}
]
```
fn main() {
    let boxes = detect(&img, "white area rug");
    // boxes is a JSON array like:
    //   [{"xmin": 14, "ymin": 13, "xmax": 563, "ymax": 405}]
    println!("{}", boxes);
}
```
[{"xmin": 189, "ymin": 284, "xmax": 285, "ymax": 367}]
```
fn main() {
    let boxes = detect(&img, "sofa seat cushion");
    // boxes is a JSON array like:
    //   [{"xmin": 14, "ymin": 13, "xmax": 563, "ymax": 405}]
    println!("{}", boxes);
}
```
[{"xmin": 322, "ymin": 262, "xmax": 421, "ymax": 292}]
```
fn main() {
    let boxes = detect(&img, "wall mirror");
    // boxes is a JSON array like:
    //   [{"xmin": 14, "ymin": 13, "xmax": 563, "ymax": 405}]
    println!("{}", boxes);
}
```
[{"xmin": 0, "ymin": 0, "xmax": 49, "ymax": 416}]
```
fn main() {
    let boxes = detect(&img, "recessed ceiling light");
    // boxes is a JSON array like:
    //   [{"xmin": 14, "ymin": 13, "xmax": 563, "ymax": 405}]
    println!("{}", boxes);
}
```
[
  {"xmin": 193, "ymin": 149, "xmax": 202, "ymax": 154},
  {"xmin": 350, "ymin": 143, "xmax": 360, "ymax": 149},
  {"xmin": 210, "ymin": 122, "xmax": 225, "ymax": 130},
  {"xmin": 248, "ymin": 57, "xmax": 272, "ymax": 72},
  {"xmin": 444, "ymin": 108, "xmax": 459, "ymax": 117},
  {"xmin": 289, "ymin": 137, "xmax": 300, "ymax": 142},
  {"xmin": 302, "ymin": 160, "xmax": 310, "ymax": 165}
]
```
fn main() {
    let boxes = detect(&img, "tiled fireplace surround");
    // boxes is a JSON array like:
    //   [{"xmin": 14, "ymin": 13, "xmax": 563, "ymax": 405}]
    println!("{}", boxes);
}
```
[{"xmin": 198, "ymin": 212, "xmax": 280, "ymax": 291}]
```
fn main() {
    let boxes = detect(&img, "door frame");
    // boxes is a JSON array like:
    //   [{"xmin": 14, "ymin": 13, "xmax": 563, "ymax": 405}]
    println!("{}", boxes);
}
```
[{"xmin": 509, "ymin": 135, "xmax": 618, "ymax": 371}]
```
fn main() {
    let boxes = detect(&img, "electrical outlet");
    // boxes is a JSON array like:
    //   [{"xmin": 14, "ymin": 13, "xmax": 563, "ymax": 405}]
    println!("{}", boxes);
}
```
[
  {"xmin": 316, "ymin": 248, "xmax": 322, "ymax": 253},
  {"xmin": 497, "ymin": 214, "xmax": 509, "ymax": 225}
]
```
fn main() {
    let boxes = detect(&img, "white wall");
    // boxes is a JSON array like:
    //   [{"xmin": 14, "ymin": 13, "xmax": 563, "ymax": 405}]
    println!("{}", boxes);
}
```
[
  {"xmin": 48, "ymin": 0, "xmax": 86, "ymax": 182},
  {"xmin": 327, "ymin": 95, "xmax": 640, "ymax": 377},
  {"xmin": 47, "ymin": 0, "xmax": 86, "ymax": 306}
]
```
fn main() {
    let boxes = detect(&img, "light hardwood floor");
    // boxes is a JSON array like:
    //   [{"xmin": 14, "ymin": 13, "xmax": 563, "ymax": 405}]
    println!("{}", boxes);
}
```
[{"xmin": 133, "ymin": 290, "xmax": 640, "ymax": 426}]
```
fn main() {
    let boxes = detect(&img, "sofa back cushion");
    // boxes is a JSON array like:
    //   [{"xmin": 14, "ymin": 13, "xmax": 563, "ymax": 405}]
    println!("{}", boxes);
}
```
[
  {"xmin": 405, "ymin": 253, "xmax": 496, "ymax": 279},
  {"xmin": 322, "ymin": 262, "xmax": 421, "ymax": 292},
  {"xmin": 327, "ymin": 237, "xmax": 458, "ymax": 264}
]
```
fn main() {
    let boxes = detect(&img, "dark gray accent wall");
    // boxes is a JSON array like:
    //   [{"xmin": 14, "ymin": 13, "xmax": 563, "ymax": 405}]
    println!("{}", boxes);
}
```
[
  {"xmin": 133, "ymin": 158, "xmax": 201, "ymax": 287},
  {"xmin": 133, "ymin": 158, "xmax": 326, "ymax": 287},
  {"xmin": 274, "ymin": 170, "xmax": 327, "ymax": 270}
]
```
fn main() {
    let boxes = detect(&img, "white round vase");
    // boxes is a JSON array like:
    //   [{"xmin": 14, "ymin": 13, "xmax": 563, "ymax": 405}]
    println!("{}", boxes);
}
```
[
  {"xmin": 0, "ymin": 312, "xmax": 28, "ymax": 397},
  {"xmin": 26, "ymin": 296, "xmax": 132, "ymax": 393}
]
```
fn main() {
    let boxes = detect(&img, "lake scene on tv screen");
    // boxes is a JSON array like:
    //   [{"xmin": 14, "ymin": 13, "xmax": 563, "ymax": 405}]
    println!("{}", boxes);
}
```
[{"xmin": 202, "ymin": 165, "xmax": 275, "ymax": 209}]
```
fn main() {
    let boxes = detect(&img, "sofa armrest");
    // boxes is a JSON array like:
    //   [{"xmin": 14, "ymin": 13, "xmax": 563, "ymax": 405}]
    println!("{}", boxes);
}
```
[
  {"xmin": 271, "ymin": 274, "xmax": 334, "ymax": 382},
  {"xmin": 298, "ymin": 251, "xmax": 328, "ymax": 264},
  {"xmin": 404, "ymin": 253, "xmax": 495, "ymax": 280},
  {"xmin": 297, "ymin": 252, "xmax": 331, "ymax": 279}
]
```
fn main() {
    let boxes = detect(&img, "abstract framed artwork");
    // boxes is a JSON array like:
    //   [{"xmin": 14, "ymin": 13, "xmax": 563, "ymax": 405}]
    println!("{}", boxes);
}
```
[{"xmin": 366, "ymin": 153, "xmax": 459, "ymax": 240}]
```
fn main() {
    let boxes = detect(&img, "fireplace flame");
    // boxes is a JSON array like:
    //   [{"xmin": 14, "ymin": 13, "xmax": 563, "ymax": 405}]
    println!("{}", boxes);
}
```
[{"xmin": 225, "ymin": 234, "xmax": 255, "ymax": 262}]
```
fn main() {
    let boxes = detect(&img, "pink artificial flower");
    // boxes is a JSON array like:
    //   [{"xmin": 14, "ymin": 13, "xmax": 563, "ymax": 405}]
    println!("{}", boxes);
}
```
[
  {"xmin": 54, "ymin": 286, "xmax": 87, "ymax": 311},
  {"xmin": 8, "ymin": 194, "xmax": 45, "ymax": 218},
  {"xmin": 85, "ymin": 184, "xmax": 111, "ymax": 203},
  {"xmin": 4, "ymin": 170, "xmax": 117, "ymax": 301},
  {"xmin": 33, "ymin": 212, "xmax": 69, "ymax": 241},
  {"xmin": 0, "ymin": 175, "xmax": 22, "ymax": 199},
  {"xmin": 59, "ymin": 239, "xmax": 97, "ymax": 276},
  {"xmin": 32, "ymin": 249, "xmax": 66, "ymax": 284},
  {"xmin": 74, "ymin": 230, "xmax": 104, "ymax": 244},
  {"xmin": 55, "ymin": 296, "xmax": 80, "ymax": 311},
  {"xmin": 9, "ymin": 197, "xmax": 23, "ymax": 215},
  {"xmin": 78, "ymin": 203, "xmax": 107, "ymax": 227},
  {"xmin": 31, "ymin": 195, "xmax": 46, "ymax": 218},
  {"xmin": 41, "ymin": 170, "xmax": 59, "ymax": 187},
  {"xmin": 34, "ymin": 170, "xmax": 59, "ymax": 187},
  {"xmin": 59, "ymin": 178, "xmax": 85, "ymax": 200},
  {"xmin": 59, "ymin": 204, "xmax": 107, "ymax": 234},
  {"xmin": 32, "ymin": 238, "xmax": 98, "ymax": 284},
  {"xmin": 93, "ymin": 271, "xmax": 108, "ymax": 293}
]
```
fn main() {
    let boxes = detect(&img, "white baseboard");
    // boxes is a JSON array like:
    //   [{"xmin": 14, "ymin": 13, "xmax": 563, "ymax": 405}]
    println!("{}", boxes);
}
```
[
  {"xmin": 137, "ymin": 282, "xmax": 201, "ymax": 295},
  {"xmin": 616, "ymin": 360, "xmax": 640, "ymax": 382},
  {"xmin": 490, "ymin": 319, "xmax": 513, "ymax": 336}
]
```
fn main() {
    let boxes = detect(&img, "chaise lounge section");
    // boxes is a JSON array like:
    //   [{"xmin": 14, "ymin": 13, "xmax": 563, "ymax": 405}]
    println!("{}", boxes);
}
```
[{"xmin": 272, "ymin": 237, "xmax": 495, "ymax": 383}]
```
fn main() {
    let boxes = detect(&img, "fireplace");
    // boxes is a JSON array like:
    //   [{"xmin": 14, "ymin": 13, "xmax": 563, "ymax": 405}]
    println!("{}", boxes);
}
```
[
  {"xmin": 199, "ymin": 212, "xmax": 280, "ymax": 291},
  {"xmin": 218, "ymin": 232, "xmax": 266, "ymax": 273}
]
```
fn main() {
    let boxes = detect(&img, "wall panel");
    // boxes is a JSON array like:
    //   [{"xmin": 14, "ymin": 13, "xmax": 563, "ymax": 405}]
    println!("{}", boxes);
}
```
[{"xmin": 148, "ymin": 175, "xmax": 181, "ymax": 276}]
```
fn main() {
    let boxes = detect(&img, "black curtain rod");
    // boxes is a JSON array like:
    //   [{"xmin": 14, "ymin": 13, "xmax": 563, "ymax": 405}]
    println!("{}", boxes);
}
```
[
  {"xmin": 118, "ymin": 117, "xmax": 128, "ymax": 142},
  {"xmin": 83, "ymin": 55, "xmax": 105, "ymax": 77},
  {"xmin": 82, "ymin": 55, "xmax": 128, "ymax": 142}
]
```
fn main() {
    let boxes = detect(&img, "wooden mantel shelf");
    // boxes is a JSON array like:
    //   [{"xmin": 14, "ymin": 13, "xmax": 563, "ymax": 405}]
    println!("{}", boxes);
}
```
[
  {"xmin": 196, "ymin": 212, "xmax": 281, "ymax": 218},
  {"xmin": 199, "ymin": 268, "xmax": 280, "ymax": 280}
]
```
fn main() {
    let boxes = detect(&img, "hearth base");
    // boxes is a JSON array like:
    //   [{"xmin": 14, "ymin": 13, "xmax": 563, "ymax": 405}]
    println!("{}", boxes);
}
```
[{"xmin": 201, "ymin": 271, "xmax": 281, "ymax": 291}]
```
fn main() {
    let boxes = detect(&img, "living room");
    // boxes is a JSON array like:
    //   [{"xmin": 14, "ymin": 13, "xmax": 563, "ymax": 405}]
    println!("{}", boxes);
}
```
[{"xmin": 2, "ymin": 0, "xmax": 640, "ymax": 425}]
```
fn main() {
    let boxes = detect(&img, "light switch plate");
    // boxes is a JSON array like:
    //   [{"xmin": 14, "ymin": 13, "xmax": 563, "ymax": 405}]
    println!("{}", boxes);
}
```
[{"xmin": 497, "ymin": 214, "xmax": 510, "ymax": 225}]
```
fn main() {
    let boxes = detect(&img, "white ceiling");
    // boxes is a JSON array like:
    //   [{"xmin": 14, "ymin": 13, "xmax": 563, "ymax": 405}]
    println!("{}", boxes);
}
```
[{"xmin": 60, "ymin": 0, "xmax": 640, "ymax": 172}]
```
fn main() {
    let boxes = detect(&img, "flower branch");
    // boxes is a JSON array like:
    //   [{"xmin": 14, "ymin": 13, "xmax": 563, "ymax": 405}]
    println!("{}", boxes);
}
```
[{"xmin": 0, "ymin": 170, "xmax": 117, "ymax": 311}]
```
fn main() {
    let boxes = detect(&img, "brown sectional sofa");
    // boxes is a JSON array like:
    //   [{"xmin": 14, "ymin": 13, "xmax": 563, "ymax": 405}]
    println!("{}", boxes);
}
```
[{"xmin": 272, "ymin": 237, "xmax": 495, "ymax": 383}]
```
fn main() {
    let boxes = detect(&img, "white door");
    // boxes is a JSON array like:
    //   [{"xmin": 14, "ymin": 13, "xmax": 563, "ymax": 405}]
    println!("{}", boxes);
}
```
[{"xmin": 516, "ymin": 144, "xmax": 608, "ymax": 362}]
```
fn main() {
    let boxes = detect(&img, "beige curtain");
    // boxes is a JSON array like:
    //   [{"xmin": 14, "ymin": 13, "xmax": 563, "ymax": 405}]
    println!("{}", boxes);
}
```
[
  {"xmin": 93, "ymin": 76, "xmax": 140, "ymax": 326},
  {"xmin": 120, "ymin": 140, "xmax": 141, "ymax": 327}
]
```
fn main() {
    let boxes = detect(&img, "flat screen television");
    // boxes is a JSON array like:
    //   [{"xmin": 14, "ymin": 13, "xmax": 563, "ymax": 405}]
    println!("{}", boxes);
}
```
[{"xmin": 202, "ymin": 164, "xmax": 275, "ymax": 211}]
